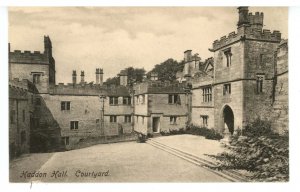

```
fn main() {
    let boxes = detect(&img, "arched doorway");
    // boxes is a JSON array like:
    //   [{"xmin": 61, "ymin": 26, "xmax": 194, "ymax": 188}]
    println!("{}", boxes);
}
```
[{"xmin": 223, "ymin": 105, "xmax": 234, "ymax": 135}]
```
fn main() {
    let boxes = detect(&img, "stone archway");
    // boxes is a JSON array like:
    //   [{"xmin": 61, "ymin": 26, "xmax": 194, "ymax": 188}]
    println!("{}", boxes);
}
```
[{"xmin": 223, "ymin": 105, "xmax": 234, "ymax": 135}]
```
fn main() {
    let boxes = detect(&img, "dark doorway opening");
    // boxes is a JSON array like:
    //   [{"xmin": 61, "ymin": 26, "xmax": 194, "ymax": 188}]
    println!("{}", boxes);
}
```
[
  {"xmin": 152, "ymin": 117, "xmax": 160, "ymax": 133},
  {"xmin": 223, "ymin": 105, "xmax": 234, "ymax": 135}
]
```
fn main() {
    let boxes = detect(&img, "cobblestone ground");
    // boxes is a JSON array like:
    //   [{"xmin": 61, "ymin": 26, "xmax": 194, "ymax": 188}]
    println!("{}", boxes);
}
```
[{"xmin": 10, "ymin": 141, "xmax": 230, "ymax": 182}]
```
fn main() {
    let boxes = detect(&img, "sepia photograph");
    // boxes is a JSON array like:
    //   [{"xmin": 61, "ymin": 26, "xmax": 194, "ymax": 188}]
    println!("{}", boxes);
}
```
[{"xmin": 7, "ymin": 6, "xmax": 289, "ymax": 183}]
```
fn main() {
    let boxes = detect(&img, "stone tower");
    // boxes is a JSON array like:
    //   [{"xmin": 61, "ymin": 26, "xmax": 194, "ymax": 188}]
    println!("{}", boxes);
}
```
[{"xmin": 210, "ymin": 6, "xmax": 281, "ymax": 134}]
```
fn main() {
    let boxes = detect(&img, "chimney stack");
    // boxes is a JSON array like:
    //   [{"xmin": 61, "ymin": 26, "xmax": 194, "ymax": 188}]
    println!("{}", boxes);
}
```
[
  {"xmin": 80, "ymin": 71, "xmax": 85, "ymax": 84},
  {"xmin": 96, "ymin": 68, "xmax": 100, "ymax": 84},
  {"xmin": 100, "ymin": 68, "xmax": 104, "ymax": 86},
  {"xmin": 237, "ymin": 7, "xmax": 250, "ymax": 28},
  {"xmin": 184, "ymin": 50, "xmax": 192, "ymax": 62},
  {"xmin": 119, "ymin": 69, "xmax": 128, "ymax": 86},
  {"xmin": 72, "ymin": 70, "xmax": 77, "ymax": 84}
]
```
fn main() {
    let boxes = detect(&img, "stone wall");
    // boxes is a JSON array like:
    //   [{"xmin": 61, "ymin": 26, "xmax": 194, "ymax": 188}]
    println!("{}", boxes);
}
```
[
  {"xmin": 10, "ymin": 63, "xmax": 50, "ymax": 93},
  {"xmin": 242, "ymin": 40, "xmax": 279, "ymax": 125},
  {"xmin": 9, "ymin": 81, "xmax": 32, "ymax": 159},
  {"xmin": 272, "ymin": 40, "xmax": 288, "ymax": 134}
]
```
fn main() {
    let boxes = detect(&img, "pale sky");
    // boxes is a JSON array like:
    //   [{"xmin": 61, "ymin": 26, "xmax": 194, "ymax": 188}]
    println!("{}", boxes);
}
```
[{"xmin": 9, "ymin": 7, "xmax": 288, "ymax": 84}]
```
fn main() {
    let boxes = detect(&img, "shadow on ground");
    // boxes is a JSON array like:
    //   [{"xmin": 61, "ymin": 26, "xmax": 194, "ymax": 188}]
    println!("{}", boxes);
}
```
[{"xmin": 9, "ymin": 152, "xmax": 55, "ymax": 182}]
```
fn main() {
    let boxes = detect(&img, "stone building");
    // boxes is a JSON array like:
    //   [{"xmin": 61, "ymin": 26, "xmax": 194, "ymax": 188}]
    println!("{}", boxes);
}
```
[
  {"xmin": 8, "ymin": 7, "xmax": 288, "ymax": 154},
  {"xmin": 9, "ymin": 37, "xmax": 134, "ymax": 151},
  {"xmin": 9, "ymin": 79, "xmax": 34, "ymax": 159},
  {"xmin": 272, "ymin": 39, "xmax": 288, "ymax": 134},
  {"xmin": 182, "ymin": 7, "xmax": 288, "ymax": 135},
  {"xmin": 133, "ymin": 81, "xmax": 190, "ymax": 135}
]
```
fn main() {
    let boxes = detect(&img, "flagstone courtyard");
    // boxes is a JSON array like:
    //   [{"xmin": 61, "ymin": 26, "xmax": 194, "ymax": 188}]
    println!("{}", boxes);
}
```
[{"xmin": 10, "ymin": 135, "xmax": 232, "ymax": 183}]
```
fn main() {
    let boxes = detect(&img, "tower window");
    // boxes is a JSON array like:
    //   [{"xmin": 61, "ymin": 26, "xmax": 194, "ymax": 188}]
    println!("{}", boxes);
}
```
[
  {"xmin": 33, "ymin": 74, "xmax": 41, "ymax": 84},
  {"xmin": 202, "ymin": 87, "xmax": 212, "ymax": 102},
  {"xmin": 200, "ymin": 115, "xmax": 208, "ymax": 127},
  {"xmin": 224, "ymin": 48, "xmax": 232, "ymax": 67},
  {"xmin": 223, "ymin": 84, "xmax": 231, "ymax": 95},
  {"xmin": 256, "ymin": 75, "xmax": 264, "ymax": 94}
]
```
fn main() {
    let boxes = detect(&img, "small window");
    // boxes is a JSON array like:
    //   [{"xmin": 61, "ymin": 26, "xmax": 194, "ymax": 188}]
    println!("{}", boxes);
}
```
[
  {"xmin": 202, "ymin": 87, "xmax": 212, "ymax": 102},
  {"xmin": 70, "ymin": 121, "xmax": 79, "ymax": 130},
  {"xmin": 125, "ymin": 115, "xmax": 131, "ymax": 123},
  {"xmin": 123, "ymin": 97, "xmax": 131, "ymax": 105},
  {"xmin": 201, "ymin": 115, "xmax": 208, "ymax": 127},
  {"xmin": 96, "ymin": 119, "xmax": 100, "ymax": 123},
  {"xmin": 110, "ymin": 115, "xmax": 117, "ymax": 123},
  {"xmin": 142, "ymin": 117, "xmax": 145, "ymax": 124},
  {"xmin": 109, "ymin": 97, "xmax": 118, "ymax": 105},
  {"xmin": 168, "ymin": 94, "xmax": 181, "ymax": 104},
  {"xmin": 223, "ymin": 84, "xmax": 231, "ymax": 95},
  {"xmin": 62, "ymin": 137, "xmax": 69, "ymax": 145},
  {"xmin": 256, "ymin": 75, "xmax": 264, "ymax": 94},
  {"xmin": 168, "ymin": 95, "xmax": 173, "ymax": 104},
  {"xmin": 22, "ymin": 110, "xmax": 25, "ymax": 122},
  {"xmin": 33, "ymin": 74, "xmax": 41, "ymax": 84},
  {"xmin": 170, "ymin": 116, "xmax": 177, "ymax": 125},
  {"xmin": 224, "ymin": 48, "xmax": 232, "ymax": 67},
  {"xmin": 61, "ymin": 101, "xmax": 70, "ymax": 111}
]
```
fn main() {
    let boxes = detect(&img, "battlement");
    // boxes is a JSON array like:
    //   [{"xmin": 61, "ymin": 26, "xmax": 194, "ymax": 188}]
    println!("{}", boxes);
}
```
[
  {"xmin": 49, "ymin": 83, "xmax": 130, "ymax": 97},
  {"xmin": 212, "ymin": 28, "xmax": 281, "ymax": 51},
  {"xmin": 248, "ymin": 12, "xmax": 264, "ymax": 26},
  {"xmin": 211, "ymin": 7, "xmax": 282, "ymax": 51},
  {"xmin": 9, "ymin": 49, "xmax": 49, "ymax": 64},
  {"xmin": 9, "ymin": 78, "xmax": 29, "ymax": 91},
  {"xmin": 134, "ymin": 81, "xmax": 187, "ymax": 95}
]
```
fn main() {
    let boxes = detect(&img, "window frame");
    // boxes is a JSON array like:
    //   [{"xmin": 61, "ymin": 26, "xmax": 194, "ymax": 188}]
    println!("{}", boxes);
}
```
[
  {"xmin": 223, "ymin": 48, "xmax": 232, "ymax": 67},
  {"xmin": 123, "ymin": 96, "xmax": 131, "ymax": 105},
  {"xmin": 202, "ymin": 86, "xmax": 212, "ymax": 103},
  {"xmin": 32, "ymin": 74, "xmax": 41, "ymax": 84},
  {"xmin": 200, "ymin": 115, "xmax": 208, "ymax": 127},
  {"xmin": 61, "ymin": 101, "xmax": 71, "ymax": 111},
  {"xmin": 109, "ymin": 96, "xmax": 118, "ymax": 105},
  {"xmin": 110, "ymin": 115, "xmax": 117, "ymax": 123},
  {"xmin": 125, "ymin": 115, "xmax": 131, "ymax": 123},
  {"xmin": 170, "ymin": 116, "xmax": 177, "ymax": 125},
  {"xmin": 223, "ymin": 83, "xmax": 231, "ymax": 95},
  {"xmin": 168, "ymin": 94, "xmax": 180, "ymax": 104},
  {"xmin": 256, "ymin": 75, "xmax": 264, "ymax": 94},
  {"xmin": 70, "ymin": 121, "xmax": 79, "ymax": 130}
]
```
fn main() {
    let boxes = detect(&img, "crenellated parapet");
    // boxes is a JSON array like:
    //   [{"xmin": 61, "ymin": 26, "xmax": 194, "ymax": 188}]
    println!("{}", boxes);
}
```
[
  {"xmin": 211, "ymin": 28, "xmax": 281, "ymax": 51},
  {"xmin": 133, "ymin": 81, "xmax": 187, "ymax": 95},
  {"xmin": 211, "ymin": 7, "xmax": 282, "ymax": 51},
  {"xmin": 9, "ymin": 78, "xmax": 37, "ymax": 99},
  {"xmin": 9, "ymin": 50, "xmax": 49, "ymax": 64},
  {"xmin": 49, "ymin": 83, "xmax": 130, "ymax": 97}
]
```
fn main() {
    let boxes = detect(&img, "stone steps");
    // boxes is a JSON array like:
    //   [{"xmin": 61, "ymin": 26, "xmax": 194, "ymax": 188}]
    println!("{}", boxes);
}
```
[{"xmin": 147, "ymin": 138, "xmax": 249, "ymax": 182}]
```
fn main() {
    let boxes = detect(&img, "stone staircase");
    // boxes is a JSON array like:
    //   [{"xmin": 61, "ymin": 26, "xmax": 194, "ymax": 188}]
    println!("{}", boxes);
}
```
[{"xmin": 147, "ymin": 138, "xmax": 249, "ymax": 182}]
